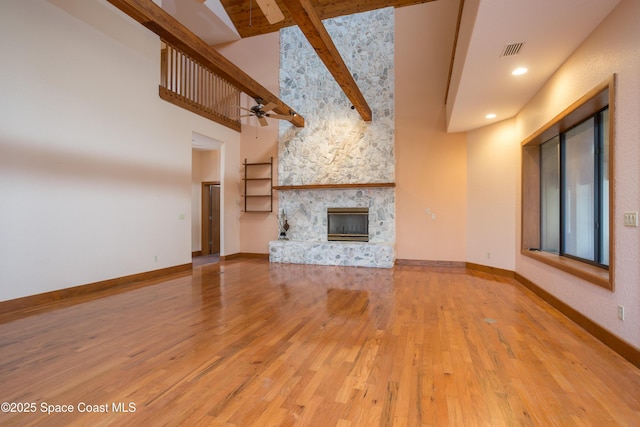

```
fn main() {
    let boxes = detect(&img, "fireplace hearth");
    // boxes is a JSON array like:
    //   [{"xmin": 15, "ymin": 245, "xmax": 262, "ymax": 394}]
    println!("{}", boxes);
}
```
[{"xmin": 327, "ymin": 207, "xmax": 369, "ymax": 242}]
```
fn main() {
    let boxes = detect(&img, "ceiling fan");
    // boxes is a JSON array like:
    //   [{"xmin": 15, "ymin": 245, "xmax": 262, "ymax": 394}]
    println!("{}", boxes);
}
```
[
  {"xmin": 195, "ymin": 0, "xmax": 284, "ymax": 25},
  {"xmin": 237, "ymin": 98, "xmax": 296, "ymax": 127}
]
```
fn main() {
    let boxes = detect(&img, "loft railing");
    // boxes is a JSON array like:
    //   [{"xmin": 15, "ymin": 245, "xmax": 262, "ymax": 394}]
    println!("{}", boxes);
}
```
[{"xmin": 160, "ymin": 40, "xmax": 241, "ymax": 131}]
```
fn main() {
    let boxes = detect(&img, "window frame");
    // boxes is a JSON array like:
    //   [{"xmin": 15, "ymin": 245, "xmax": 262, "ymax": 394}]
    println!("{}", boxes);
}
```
[{"xmin": 521, "ymin": 75, "xmax": 616, "ymax": 290}]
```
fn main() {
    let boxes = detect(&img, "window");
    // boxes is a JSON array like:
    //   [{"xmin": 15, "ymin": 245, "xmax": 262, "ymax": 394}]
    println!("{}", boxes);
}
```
[
  {"xmin": 539, "ymin": 108, "xmax": 609, "ymax": 267},
  {"xmin": 540, "ymin": 136, "xmax": 560, "ymax": 253},
  {"xmin": 521, "ymin": 76, "xmax": 615, "ymax": 290}
]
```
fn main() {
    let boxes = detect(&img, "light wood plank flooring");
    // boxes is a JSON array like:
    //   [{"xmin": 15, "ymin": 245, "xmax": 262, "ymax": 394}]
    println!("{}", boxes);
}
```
[{"xmin": 1, "ymin": 259, "xmax": 639, "ymax": 426}]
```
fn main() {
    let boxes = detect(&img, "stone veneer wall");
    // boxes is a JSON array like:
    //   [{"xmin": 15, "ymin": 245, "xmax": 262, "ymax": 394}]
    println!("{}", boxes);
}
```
[
  {"xmin": 278, "ymin": 8, "xmax": 395, "ymax": 186},
  {"xmin": 272, "ymin": 8, "xmax": 395, "ymax": 267}
]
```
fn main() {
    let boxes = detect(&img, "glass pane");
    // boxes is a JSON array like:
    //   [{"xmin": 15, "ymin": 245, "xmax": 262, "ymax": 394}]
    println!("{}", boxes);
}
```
[
  {"xmin": 600, "ymin": 108, "xmax": 610, "ymax": 265},
  {"xmin": 564, "ymin": 118, "xmax": 595, "ymax": 261},
  {"xmin": 541, "ymin": 137, "xmax": 560, "ymax": 253}
]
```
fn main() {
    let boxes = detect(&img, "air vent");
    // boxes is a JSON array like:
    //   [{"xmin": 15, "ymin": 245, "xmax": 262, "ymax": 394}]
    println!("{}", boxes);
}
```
[{"xmin": 501, "ymin": 42, "xmax": 524, "ymax": 57}]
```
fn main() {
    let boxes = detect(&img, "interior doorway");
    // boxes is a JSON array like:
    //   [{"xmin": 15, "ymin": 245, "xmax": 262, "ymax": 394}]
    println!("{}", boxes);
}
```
[
  {"xmin": 201, "ymin": 182, "xmax": 220, "ymax": 255},
  {"xmin": 191, "ymin": 131, "xmax": 223, "ymax": 260}
]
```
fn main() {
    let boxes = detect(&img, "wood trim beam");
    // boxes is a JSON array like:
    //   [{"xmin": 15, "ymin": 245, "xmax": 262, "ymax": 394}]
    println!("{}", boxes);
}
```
[
  {"xmin": 395, "ymin": 259, "xmax": 467, "ymax": 269},
  {"xmin": 273, "ymin": 182, "xmax": 395, "ymax": 190},
  {"xmin": 462, "ymin": 263, "xmax": 640, "ymax": 369},
  {"xmin": 279, "ymin": 0, "xmax": 372, "ymax": 122},
  {"xmin": 445, "ymin": 0, "xmax": 465, "ymax": 105},
  {"xmin": 0, "ymin": 263, "xmax": 192, "ymax": 322},
  {"xmin": 219, "ymin": 253, "xmax": 270, "ymax": 261},
  {"xmin": 159, "ymin": 87, "xmax": 242, "ymax": 131},
  {"xmin": 106, "ymin": 0, "xmax": 304, "ymax": 127},
  {"xmin": 514, "ymin": 272, "xmax": 640, "ymax": 369},
  {"xmin": 221, "ymin": 1, "xmax": 439, "ymax": 39}
]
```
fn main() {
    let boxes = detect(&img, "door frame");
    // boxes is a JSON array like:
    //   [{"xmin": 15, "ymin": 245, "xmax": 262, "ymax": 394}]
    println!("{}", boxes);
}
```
[{"xmin": 201, "ymin": 181, "xmax": 221, "ymax": 255}]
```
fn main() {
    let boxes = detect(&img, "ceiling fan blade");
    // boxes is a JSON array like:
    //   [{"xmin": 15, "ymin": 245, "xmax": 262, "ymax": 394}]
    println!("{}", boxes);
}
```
[
  {"xmin": 255, "ymin": 0, "xmax": 285, "ymax": 25},
  {"xmin": 258, "ymin": 116, "xmax": 269, "ymax": 127},
  {"xmin": 262, "ymin": 102, "xmax": 277, "ymax": 112},
  {"xmin": 266, "ymin": 113, "xmax": 294, "ymax": 121}
]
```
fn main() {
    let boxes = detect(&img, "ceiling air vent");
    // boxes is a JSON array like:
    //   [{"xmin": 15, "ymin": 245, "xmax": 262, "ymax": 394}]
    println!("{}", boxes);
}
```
[{"xmin": 501, "ymin": 42, "xmax": 524, "ymax": 57}]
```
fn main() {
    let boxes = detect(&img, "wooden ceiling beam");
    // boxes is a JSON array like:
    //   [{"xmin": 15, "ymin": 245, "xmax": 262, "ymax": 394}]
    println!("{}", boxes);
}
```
[
  {"xmin": 106, "ymin": 0, "xmax": 304, "ymax": 127},
  {"xmin": 220, "ymin": 0, "xmax": 439, "ymax": 39},
  {"xmin": 279, "ymin": 0, "xmax": 372, "ymax": 122},
  {"xmin": 220, "ymin": 0, "xmax": 436, "ymax": 38}
]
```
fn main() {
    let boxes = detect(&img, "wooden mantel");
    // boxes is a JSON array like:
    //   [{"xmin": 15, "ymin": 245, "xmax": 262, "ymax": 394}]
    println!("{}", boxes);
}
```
[{"xmin": 273, "ymin": 183, "xmax": 395, "ymax": 190}]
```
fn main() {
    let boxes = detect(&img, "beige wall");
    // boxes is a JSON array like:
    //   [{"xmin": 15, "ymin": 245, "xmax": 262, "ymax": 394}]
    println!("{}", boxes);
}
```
[
  {"xmin": 191, "ymin": 149, "xmax": 220, "ymax": 252},
  {"xmin": 467, "ymin": 119, "xmax": 519, "ymax": 270},
  {"xmin": 395, "ymin": 1, "xmax": 468, "ymax": 262},
  {"xmin": 217, "ymin": 33, "xmax": 281, "ymax": 254}
]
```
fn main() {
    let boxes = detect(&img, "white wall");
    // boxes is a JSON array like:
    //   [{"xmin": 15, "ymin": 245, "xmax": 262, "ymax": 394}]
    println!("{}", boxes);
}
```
[{"xmin": 0, "ymin": 0, "xmax": 240, "ymax": 301}]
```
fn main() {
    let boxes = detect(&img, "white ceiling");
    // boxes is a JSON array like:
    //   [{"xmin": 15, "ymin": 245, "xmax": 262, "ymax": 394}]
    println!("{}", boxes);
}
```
[
  {"xmin": 161, "ymin": 0, "xmax": 621, "ymax": 136},
  {"xmin": 447, "ymin": 0, "xmax": 621, "ymax": 132},
  {"xmin": 192, "ymin": 132, "xmax": 223, "ymax": 151},
  {"xmin": 161, "ymin": 0, "xmax": 240, "ymax": 45}
]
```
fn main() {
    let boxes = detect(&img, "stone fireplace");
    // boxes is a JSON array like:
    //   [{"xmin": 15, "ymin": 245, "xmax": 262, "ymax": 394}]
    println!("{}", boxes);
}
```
[
  {"xmin": 268, "ymin": 8, "xmax": 395, "ymax": 268},
  {"xmin": 268, "ymin": 187, "xmax": 395, "ymax": 268}
]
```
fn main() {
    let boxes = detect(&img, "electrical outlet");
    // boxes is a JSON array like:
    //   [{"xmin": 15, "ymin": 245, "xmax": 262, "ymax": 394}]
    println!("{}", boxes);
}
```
[
  {"xmin": 617, "ymin": 305, "xmax": 624, "ymax": 321},
  {"xmin": 624, "ymin": 212, "xmax": 638, "ymax": 227}
]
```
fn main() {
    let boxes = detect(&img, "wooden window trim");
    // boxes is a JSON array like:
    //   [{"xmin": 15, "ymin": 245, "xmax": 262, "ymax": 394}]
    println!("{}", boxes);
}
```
[{"xmin": 521, "ymin": 75, "xmax": 616, "ymax": 291}]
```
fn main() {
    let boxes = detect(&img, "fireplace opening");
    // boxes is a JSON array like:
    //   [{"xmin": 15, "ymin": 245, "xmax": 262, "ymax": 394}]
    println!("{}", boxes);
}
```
[{"xmin": 327, "ymin": 207, "xmax": 369, "ymax": 242}]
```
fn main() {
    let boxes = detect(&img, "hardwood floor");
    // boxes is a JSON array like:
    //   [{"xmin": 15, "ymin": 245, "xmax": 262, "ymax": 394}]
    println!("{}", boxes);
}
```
[{"xmin": 1, "ymin": 259, "xmax": 639, "ymax": 426}]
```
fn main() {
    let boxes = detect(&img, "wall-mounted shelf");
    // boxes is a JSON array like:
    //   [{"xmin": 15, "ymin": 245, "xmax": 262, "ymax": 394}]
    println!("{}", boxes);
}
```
[
  {"xmin": 243, "ymin": 157, "xmax": 273, "ymax": 212},
  {"xmin": 272, "ymin": 182, "xmax": 395, "ymax": 191}
]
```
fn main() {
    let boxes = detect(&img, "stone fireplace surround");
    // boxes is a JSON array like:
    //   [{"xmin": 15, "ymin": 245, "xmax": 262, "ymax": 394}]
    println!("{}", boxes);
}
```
[
  {"xmin": 269, "ymin": 186, "xmax": 395, "ymax": 268},
  {"xmin": 268, "ymin": 8, "xmax": 395, "ymax": 268}
]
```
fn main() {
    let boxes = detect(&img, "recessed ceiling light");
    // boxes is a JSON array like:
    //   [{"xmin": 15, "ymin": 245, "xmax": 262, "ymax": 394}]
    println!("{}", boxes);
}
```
[
  {"xmin": 512, "ymin": 67, "xmax": 528, "ymax": 76},
  {"xmin": 486, "ymin": 113, "xmax": 497, "ymax": 119}
]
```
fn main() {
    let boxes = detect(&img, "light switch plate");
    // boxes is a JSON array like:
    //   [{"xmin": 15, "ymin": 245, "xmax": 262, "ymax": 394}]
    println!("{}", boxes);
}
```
[{"xmin": 624, "ymin": 212, "xmax": 638, "ymax": 227}]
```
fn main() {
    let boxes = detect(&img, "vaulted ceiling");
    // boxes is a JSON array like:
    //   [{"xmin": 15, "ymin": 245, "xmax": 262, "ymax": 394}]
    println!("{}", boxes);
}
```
[
  {"xmin": 146, "ymin": 0, "xmax": 438, "ymax": 125},
  {"xmin": 151, "ymin": 0, "xmax": 622, "ymax": 132}
]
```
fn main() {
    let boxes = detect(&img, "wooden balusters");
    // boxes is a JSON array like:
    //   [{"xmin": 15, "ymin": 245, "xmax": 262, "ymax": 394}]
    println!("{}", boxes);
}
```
[{"xmin": 159, "ymin": 41, "xmax": 241, "ymax": 131}]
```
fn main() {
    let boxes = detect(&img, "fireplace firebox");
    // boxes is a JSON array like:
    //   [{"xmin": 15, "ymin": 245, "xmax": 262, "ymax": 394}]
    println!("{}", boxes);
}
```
[{"xmin": 327, "ymin": 207, "xmax": 369, "ymax": 242}]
